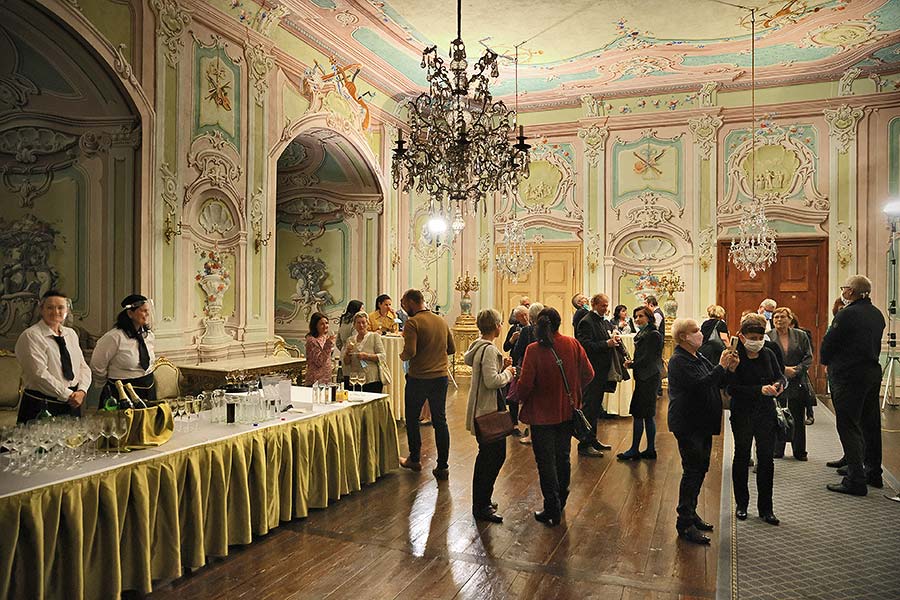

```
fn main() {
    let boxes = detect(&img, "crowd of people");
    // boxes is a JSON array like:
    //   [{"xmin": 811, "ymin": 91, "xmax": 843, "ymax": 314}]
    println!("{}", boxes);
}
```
[
  {"xmin": 387, "ymin": 275, "xmax": 886, "ymax": 543},
  {"xmin": 13, "ymin": 274, "xmax": 887, "ymax": 546}
]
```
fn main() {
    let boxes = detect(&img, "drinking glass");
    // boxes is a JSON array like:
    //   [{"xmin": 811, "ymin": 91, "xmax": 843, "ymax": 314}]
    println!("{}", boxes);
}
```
[
  {"xmin": 111, "ymin": 413, "xmax": 129, "ymax": 456},
  {"xmin": 100, "ymin": 416, "xmax": 114, "ymax": 456}
]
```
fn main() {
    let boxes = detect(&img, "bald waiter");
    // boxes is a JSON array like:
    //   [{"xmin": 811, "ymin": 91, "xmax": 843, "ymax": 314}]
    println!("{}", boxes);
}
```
[{"xmin": 15, "ymin": 290, "xmax": 91, "ymax": 422}]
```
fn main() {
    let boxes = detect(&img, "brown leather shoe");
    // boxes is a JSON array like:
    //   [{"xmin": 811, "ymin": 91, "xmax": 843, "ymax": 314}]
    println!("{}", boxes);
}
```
[
  {"xmin": 678, "ymin": 525, "xmax": 710, "ymax": 545},
  {"xmin": 399, "ymin": 457, "xmax": 422, "ymax": 472}
]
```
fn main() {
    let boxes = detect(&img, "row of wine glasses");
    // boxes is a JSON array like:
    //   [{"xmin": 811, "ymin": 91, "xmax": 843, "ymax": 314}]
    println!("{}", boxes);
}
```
[
  {"xmin": 169, "ymin": 396, "xmax": 203, "ymax": 432},
  {"xmin": 348, "ymin": 372, "xmax": 366, "ymax": 393},
  {"xmin": 0, "ymin": 413, "xmax": 130, "ymax": 476}
]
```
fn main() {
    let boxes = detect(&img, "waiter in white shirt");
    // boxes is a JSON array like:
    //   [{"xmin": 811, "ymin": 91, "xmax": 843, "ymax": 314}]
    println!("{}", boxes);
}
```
[
  {"xmin": 91, "ymin": 294, "xmax": 157, "ymax": 406},
  {"xmin": 15, "ymin": 290, "xmax": 91, "ymax": 422}
]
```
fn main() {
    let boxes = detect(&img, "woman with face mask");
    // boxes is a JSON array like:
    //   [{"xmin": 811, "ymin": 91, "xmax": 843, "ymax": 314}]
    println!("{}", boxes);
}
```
[
  {"xmin": 619, "ymin": 306, "xmax": 663, "ymax": 460},
  {"xmin": 726, "ymin": 313, "xmax": 785, "ymax": 526},
  {"xmin": 667, "ymin": 318, "xmax": 738, "ymax": 544}
]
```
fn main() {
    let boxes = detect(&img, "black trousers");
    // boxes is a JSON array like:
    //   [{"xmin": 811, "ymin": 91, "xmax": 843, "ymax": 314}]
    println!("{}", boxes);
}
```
[
  {"xmin": 404, "ymin": 376, "xmax": 449, "ymax": 469},
  {"xmin": 675, "ymin": 432, "xmax": 712, "ymax": 532},
  {"xmin": 831, "ymin": 365, "xmax": 882, "ymax": 486},
  {"xmin": 774, "ymin": 392, "xmax": 807, "ymax": 458},
  {"xmin": 530, "ymin": 421, "xmax": 573, "ymax": 517},
  {"xmin": 362, "ymin": 381, "xmax": 383, "ymax": 394},
  {"xmin": 506, "ymin": 395, "xmax": 519, "ymax": 426},
  {"xmin": 18, "ymin": 390, "xmax": 77, "ymax": 423},
  {"xmin": 730, "ymin": 403, "xmax": 777, "ymax": 514},
  {"xmin": 472, "ymin": 437, "xmax": 506, "ymax": 511},
  {"xmin": 578, "ymin": 379, "xmax": 606, "ymax": 450}
]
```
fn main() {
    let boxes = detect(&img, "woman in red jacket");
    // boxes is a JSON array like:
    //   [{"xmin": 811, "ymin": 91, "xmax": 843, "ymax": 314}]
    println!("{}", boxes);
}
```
[{"xmin": 518, "ymin": 307, "xmax": 594, "ymax": 526}]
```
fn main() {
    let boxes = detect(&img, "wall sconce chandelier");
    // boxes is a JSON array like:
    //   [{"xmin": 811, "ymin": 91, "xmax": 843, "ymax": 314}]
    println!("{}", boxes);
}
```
[
  {"xmin": 729, "ymin": 8, "xmax": 777, "ymax": 278},
  {"xmin": 391, "ymin": 0, "xmax": 530, "ymax": 221}
]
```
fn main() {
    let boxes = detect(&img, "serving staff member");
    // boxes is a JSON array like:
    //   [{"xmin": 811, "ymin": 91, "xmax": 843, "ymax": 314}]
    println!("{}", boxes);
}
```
[
  {"xmin": 91, "ymin": 294, "xmax": 157, "ymax": 405},
  {"xmin": 15, "ymin": 290, "xmax": 91, "ymax": 422}
]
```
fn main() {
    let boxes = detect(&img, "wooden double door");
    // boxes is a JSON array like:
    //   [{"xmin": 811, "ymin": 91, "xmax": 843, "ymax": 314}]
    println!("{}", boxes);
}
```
[
  {"xmin": 496, "ymin": 242, "xmax": 583, "ymax": 337},
  {"xmin": 716, "ymin": 238, "xmax": 829, "ymax": 391}
]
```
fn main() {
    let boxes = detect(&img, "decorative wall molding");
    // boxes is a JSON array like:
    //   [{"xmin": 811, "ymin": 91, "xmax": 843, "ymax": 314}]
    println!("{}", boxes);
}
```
[
  {"xmin": 113, "ymin": 43, "xmax": 139, "ymax": 87},
  {"xmin": 477, "ymin": 233, "xmax": 491, "ymax": 272},
  {"xmin": 389, "ymin": 227, "xmax": 400, "ymax": 270},
  {"xmin": 608, "ymin": 192, "xmax": 691, "ymax": 255},
  {"xmin": 0, "ymin": 73, "xmax": 38, "ymax": 110},
  {"xmin": 720, "ymin": 123, "xmax": 829, "ymax": 226},
  {"xmin": 289, "ymin": 221, "xmax": 326, "ymax": 247},
  {"xmin": 586, "ymin": 230, "xmax": 603, "ymax": 272},
  {"xmin": 184, "ymin": 133, "xmax": 244, "ymax": 209},
  {"xmin": 619, "ymin": 236, "xmax": 678, "ymax": 263},
  {"xmin": 198, "ymin": 198, "xmax": 236, "ymax": 235},
  {"xmin": 151, "ymin": 0, "xmax": 192, "ymax": 68},
  {"xmin": 245, "ymin": 41, "xmax": 274, "ymax": 107},
  {"xmin": 580, "ymin": 94, "xmax": 604, "ymax": 118},
  {"xmin": 699, "ymin": 82, "xmax": 719, "ymax": 108},
  {"xmin": 577, "ymin": 124, "xmax": 609, "ymax": 167},
  {"xmin": 275, "ymin": 254, "xmax": 334, "ymax": 323},
  {"xmin": 1, "ymin": 167, "xmax": 53, "ymax": 208},
  {"xmin": 615, "ymin": 191, "xmax": 684, "ymax": 229},
  {"xmin": 0, "ymin": 127, "xmax": 78, "ymax": 163},
  {"xmin": 249, "ymin": 187, "xmax": 270, "ymax": 252},
  {"xmin": 697, "ymin": 227, "xmax": 715, "ymax": 271},
  {"xmin": 838, "ymin": 67, "xmax": 862, "ymax": 97},
  {"xmin": 836, "ymin": 221, "xmax": 853, "ymax": 268},
  {"xmin": 687, "ymin": 113, "xmax": 723, "ymax": 160},
  {"xmin": 824, "ymin": 104, "xmax": 864, "ymax": 155}
]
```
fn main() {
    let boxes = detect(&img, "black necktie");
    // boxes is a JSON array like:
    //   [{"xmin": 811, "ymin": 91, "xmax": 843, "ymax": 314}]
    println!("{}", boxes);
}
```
[
  {"xmin": 136, "ymin": 332, "xmax": 150, "ymax": 371},
  {"xmin": 52, "ymin": 335, "xmax": 75, "ymax": 381}
]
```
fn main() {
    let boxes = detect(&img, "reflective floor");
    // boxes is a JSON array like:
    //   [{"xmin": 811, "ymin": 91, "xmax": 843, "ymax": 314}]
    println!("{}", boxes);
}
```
[{"xmin": 148, "ymin": 380, "xmax": 724, "ymax": 599}]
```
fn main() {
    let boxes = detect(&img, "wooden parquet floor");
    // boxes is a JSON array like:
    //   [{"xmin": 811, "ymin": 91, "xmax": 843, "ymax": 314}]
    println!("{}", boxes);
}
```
[{"xmin": 147, "ymin": 381, "xmax": 724, "ymax": 600}]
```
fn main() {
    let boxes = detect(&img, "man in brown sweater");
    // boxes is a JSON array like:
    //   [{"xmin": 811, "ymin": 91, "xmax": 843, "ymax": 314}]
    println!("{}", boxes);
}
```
[{"xmin": 399, "ymin": 288, "xmax": 456, "ymax": 479}]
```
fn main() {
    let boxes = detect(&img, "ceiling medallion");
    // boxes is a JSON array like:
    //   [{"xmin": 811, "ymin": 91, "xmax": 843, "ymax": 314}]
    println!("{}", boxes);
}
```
[
  {"xmin": 729, "ymin": 9, "xmax": 777, "ymax": 279},
  {"xmin": 391, "ymin": 0, "xmax": 530, "ymax": 222}
]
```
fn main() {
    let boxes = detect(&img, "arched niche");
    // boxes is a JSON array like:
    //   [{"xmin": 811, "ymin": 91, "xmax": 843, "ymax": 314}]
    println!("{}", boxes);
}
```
[
  {"xmin": 0, "ymin": 0, "xmax": 150, "ymax": 349},
  {"xmin": 269, "ymin": 114, "xmax": 384, "ymax": 341}
]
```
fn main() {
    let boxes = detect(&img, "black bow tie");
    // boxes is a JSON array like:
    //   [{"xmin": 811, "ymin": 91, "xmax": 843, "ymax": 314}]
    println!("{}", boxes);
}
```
[{"xmin": 52, "ymin": 335, "xmax": 75, "ymax": 381}]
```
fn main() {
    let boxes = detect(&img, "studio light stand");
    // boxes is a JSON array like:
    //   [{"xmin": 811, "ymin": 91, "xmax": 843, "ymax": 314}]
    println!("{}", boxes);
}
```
[{"xmin": 882, "ymin": 214, "xmax": 900, "ymax": 411}]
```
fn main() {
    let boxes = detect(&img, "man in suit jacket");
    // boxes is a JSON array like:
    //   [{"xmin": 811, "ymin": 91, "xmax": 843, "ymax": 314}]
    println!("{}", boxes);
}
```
[{"xmin": 575, "ymin": 293, "xmax": 620, "ymax": 456}]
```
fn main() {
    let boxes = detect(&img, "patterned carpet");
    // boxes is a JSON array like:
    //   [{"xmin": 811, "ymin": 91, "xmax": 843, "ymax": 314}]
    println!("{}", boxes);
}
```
[{"xmin": 717, "ymin": 405, "xmax": 900, "ymax": 600}]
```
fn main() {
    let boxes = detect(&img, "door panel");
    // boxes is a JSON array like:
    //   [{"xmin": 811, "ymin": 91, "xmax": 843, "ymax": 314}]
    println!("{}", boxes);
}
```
[
  {"xmin": 717, "ymin": 238, "xmax": 828, "ymax": 391},
  {"xmin": 497, "ymin": 242, "xmax": 582, "ymax": 337}
]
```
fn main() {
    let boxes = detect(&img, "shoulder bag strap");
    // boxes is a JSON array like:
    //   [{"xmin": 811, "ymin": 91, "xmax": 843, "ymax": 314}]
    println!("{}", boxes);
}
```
[{"xmin": 548, "ymin": 346, "xmax": 575, "ymax": 408}]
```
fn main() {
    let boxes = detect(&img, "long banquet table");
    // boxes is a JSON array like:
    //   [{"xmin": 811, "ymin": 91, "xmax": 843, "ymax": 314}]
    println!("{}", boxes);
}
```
[{"xmin": 0, "ymin": 392, "xmax": 399, "ymax": 600}]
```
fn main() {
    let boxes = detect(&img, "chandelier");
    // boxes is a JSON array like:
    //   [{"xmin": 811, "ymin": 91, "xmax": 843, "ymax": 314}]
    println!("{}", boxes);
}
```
[
  {"xmin": 729, "ymin": 8, "xmax": 777, "ymax": 279},
  {"xmin": 496, "ymin": 193, "xmax": 535, "ymax": 283},
  {"xmin": 390, "ymin": 0, "xmax": 530, "ymax": 220}
]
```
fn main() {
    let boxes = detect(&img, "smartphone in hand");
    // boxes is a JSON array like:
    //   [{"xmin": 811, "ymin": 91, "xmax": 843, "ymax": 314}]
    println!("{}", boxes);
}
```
[{"xmin": 729, "ymin": 336, "xmax": 739, "ymax": 351}]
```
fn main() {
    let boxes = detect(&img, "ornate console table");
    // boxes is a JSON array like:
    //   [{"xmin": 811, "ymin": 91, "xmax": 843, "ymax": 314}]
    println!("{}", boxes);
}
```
[{"xmin": 177, "ymin": 356, "xmax": 306, "ymax": 393}]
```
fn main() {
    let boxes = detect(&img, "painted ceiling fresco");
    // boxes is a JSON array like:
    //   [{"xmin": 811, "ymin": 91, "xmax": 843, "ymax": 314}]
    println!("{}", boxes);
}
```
[{"xmin": 283, "ymin": 0, "xmax": 900, "ymax": 107}]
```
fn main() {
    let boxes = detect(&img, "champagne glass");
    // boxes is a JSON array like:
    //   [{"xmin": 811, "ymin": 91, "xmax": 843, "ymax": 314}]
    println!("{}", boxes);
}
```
[
  {"xmin": 112, "ymin": 413, "xmax": 129, "ymax": 456},
  {"xmin": 100, "ymin": 416, "xmax": 114, "ymax": 456}
]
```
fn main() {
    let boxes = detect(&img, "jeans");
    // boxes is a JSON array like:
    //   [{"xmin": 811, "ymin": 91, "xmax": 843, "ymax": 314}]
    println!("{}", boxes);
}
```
[
  {"xmin": 675, "ymin": 432, "xmax": 712, "ymax": 532},
  {"xmin": 531, "ymin": 421, "xmax": 573, "ymax": 516},
  {"xmin": 472, "ymin": 438, "xmax": 506, "ymax": 511},
  {"xmin": 831, "ymin": 364, "xmax": 882, "ymax": 486},
  {"xmin": 730, "ymin": 403, "xmax": 777, "ymax": 514},
  {"xmin": 404, "ymin": 376, "xmax": 449, "ymax": 469}
]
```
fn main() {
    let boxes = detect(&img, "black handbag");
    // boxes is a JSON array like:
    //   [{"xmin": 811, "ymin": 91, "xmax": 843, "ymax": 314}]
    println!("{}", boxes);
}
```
[
  {"xmin": 775, "ymin": 399, "xmax": 795, "ymax": 441},
  {"xmin": 549, "ymin": 347, "xmax": 593, "ymax": 443},
  {"xmin": 472, "ymin": 345, "xmax": 515, "ymax": 445}
]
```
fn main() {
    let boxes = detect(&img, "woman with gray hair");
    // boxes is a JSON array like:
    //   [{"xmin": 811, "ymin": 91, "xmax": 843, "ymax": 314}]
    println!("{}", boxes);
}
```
[
  {"xmin": 464, "ymin": 308, "xmax": 517, "ymax": 523},
  {"xmin": 668, "ymin": 318, "xmax": 738, "ymax": 544}
]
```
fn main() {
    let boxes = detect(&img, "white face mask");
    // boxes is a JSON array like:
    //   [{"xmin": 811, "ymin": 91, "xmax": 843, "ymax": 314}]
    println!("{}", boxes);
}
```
[
  {"xmin": 840, "ymin": 295, "xmax": 851, "ymax": 306},
  {"xmin": 686, "ymin": 330, "xmax": 704, "ymax": 349},
  {"xmin": 744, "ymin": 339, "xmax": 765, "ymax": 353}
]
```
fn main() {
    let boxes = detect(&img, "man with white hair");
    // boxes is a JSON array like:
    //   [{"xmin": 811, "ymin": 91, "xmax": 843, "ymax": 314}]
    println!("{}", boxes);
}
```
[
  {"xmin": 508, "ymin": 296, "xmax": 531, "ymax": 325},
  {"xmin": 758, "ymin": 298, "xmax": 777, "ymax": 332},
  {"xmin": 821, "ymin": 275, "xmax": 885, "ymax": 496}
]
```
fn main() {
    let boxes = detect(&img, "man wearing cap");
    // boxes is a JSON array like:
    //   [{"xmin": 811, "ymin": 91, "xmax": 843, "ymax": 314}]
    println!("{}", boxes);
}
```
[
  {"xmin": 821, "ymin": 275, "xmax": 886, "ymax": 495},
  {"xmin": 91, "ymin": 294, "xmax": 157, "ymax": 406}
]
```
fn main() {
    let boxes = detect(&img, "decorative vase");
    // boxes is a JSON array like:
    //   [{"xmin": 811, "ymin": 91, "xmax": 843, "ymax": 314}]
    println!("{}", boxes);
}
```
[
  {"xmin": 459, "ymin": 293, "xmax": 472, "ymax": 316},
  {"xmin": 663, "ymin": 297, "xmax": 678, "ymax": 320}
]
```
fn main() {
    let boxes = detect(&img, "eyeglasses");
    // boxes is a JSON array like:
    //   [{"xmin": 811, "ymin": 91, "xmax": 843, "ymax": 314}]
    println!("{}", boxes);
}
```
[{"xmin": 840, "ymin": 286, "xmax": 851, "ymax": 291}]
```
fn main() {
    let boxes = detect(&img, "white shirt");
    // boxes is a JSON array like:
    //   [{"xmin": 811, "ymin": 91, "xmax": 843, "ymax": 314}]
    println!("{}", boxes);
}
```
[
  {"xmin": 90, "ymin": 327, "xmax": 155, "ymax": 386},
  {"xmin": 15, "ymin": 321, "xmax": 91, "ymax": 400},
  {"xmin": 653, "ymin": 309, "xmax": 664, "ymax": 328}
]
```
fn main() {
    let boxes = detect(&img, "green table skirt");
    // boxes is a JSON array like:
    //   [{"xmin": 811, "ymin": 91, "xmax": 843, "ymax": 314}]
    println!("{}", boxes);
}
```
[{"xmin": 0, "ymin": 397, "xmax": 399, "ymax": 599}]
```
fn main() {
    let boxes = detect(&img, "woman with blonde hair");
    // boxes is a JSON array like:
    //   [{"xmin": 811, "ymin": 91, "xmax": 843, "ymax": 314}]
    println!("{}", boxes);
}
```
[
  {"xmin": 464, "ymin": 308, "xmax": 516, "ymax": 522},
  {"xmin": 342, "ymin": 311, "xmax": 387, "ymax": 393}
]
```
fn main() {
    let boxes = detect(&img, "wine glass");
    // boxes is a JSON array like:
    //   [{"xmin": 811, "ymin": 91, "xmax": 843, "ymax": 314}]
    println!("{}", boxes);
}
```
[
  {"xmin": 100, "ymin": 416, "xmax": 114, "ymax": 456},
  {"xmin": 111, "ymin": 413, "xmax": 129, "ymax": 456}
]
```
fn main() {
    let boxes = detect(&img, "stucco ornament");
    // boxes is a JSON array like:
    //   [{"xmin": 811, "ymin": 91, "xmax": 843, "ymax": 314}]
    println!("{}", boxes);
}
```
[
  {"xmin": 687, "ymin": 113, "xmax": 723, "ymax": 160},
  {"xmin": 697, "ymin": 228, "xmax": 715, "ymax": 271},
  {"xmin": 838, "ymin": 67, "xmax": 862, "ymax": 97},
  {"xmin": 151, "ymin": 0, "xmax": 192, "ymax": 67},
  {"xmin": 824, "ymin": 104, "xmax": 864, "ymax": 155},
  {"xmin": 586, "ymin": 230, "xmax": 604, "ymax": 272},
  {"xmin": 801, "ymin": 20, "xmax": 885, "ymax": 52},
  {"xmin": 477, "ymin": 233, "xmax": 491, "ymax": 272},
  {"xmin": 0, "ymin": 73, "xmax": 38, "ymax": 110},
  {"xmin": 245, "ymin": 42, "xmax": 274, "ymax": 106},
  {"xmin": 112, "ymin": 44, "xmax": 139, "ymax": 87},
  {"xmin": 699, "ymin": 82, "xmax": 719, "ymax": 108},
  {"xmin": 283, "ymin": 255, "xmax": 334, "ymax": 320},
  {"xmin": 0, "ymin": 127, "xmax": 78, "ymax": 163},
  {"xmin": 198, "ymin": 198, "xmax": 236, "ymax": 235},
  {"xmin": 578, "ymin": 124, "xmax": 609, "ymax": 167},
  {"xmin": 836, "ymin": 222, "xmax": 853, "ymax": 269}
]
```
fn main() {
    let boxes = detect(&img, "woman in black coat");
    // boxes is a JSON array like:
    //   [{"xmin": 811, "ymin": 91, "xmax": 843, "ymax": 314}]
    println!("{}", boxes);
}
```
[{"xmin": 619, "ymin": 306, "xmax": 663, "ymax": 460}]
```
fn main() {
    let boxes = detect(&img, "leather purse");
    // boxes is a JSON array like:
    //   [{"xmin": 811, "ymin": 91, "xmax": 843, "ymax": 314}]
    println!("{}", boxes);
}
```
[
  {"xmin": 775, "ymin": 399, "xmax": 795, "ymax": 440},
  {"xmin": 472, "ymin": 345, "xmax": 514, "ymax": 445},
  {"xmin": 549, "ymin": 347, "xmax": 593, "ymax": 443}
]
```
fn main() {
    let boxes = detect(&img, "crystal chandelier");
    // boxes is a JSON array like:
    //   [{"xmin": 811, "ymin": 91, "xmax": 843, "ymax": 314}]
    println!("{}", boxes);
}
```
[
  {"xmin": 391, "ymin": 0, "xmax": 530, "ymax": 221},
  {"xmin": 496, "ymin": 212, "xmax": 535, "ymax": 284},
  {"xmin": 729, "ymin": 8, "xmax": 777, "ymax": 279}
]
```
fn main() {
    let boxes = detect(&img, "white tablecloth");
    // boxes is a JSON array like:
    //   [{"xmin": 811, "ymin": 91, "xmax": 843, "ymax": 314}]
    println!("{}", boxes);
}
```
[
  {"xmin": 381, "ymin": 335, "xmax": 406, "ymax": 420},
  {"xmin": 605, "ymin": 334, "xmax": 636, "ymax": 416}
]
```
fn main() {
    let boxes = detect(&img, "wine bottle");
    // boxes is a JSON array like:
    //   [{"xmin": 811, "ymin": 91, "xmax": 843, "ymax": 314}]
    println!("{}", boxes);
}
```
[
  {"xmin": 115, "ymin": 380, "xmax": 134, "ymax": 410},
  {"xmin": 124, "ymin": 383, "xmax": 148, "ymax": 409}
]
